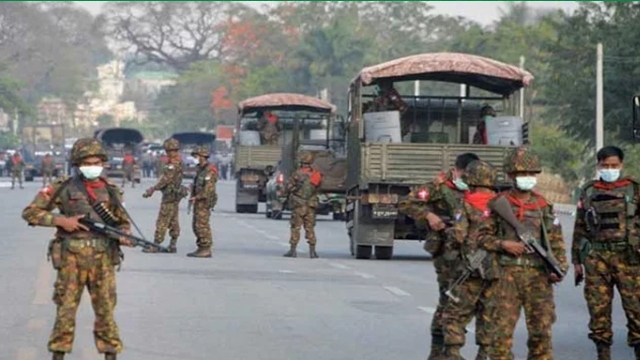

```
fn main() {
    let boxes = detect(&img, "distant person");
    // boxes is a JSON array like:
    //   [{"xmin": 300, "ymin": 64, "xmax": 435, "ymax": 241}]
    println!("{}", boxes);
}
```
[
  {"xmin": 121, "ymin": 151, "xmax": 136, "ymax": 188},
  {"xmin": 10, "ymin": 152, "xmax": 25, "ymax": 189},
  {"xmin": 256, "ymin": 110, "xmax": 282, "ymax": 145},
  {"xmin": 42, "ymin": 153, "xmax": 55, "ymax": 186},
  {"xmin": 472, "ymin": 105, "xmax": 496, "ymax": 145}
]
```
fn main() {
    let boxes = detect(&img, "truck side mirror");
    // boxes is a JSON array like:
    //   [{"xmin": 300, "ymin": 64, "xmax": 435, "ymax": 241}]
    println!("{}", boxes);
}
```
[{"xmin": 634, "ymin": 95, "xmax": 640, "ymax": 140}]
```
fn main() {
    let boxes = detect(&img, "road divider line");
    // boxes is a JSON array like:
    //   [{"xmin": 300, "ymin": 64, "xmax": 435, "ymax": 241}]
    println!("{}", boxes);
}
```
[
  {"xmin": 32, "ymin": 259, "xmax": 53, "ymax": 305},
  {"xmin": 329, "ymin": 263, "xmax": 350, "ymax": 270},
  {"xmin": 15, "ymin": 347, "xmax": 37, "ymax": 360},
  {"xmin": 418, "ymin": 306, "xmax": 436, "ymax": 314},
  {"xmin": 354, "ymin": 272, "xmax": 375, "ymax": 279},
  {"xmin": 383, "ymin": 286, "xmax": 411, "ymax": 297},
  {"xmin": 278, "ymin": 270, "xmax": 294, "ymax": 273}
]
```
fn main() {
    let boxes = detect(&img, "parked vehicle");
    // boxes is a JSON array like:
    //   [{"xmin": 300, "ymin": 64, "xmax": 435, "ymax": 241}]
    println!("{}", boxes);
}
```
[
  {"xmin": 170, "ymin": 132, "xmax": 216, "ymax": 179},
  {"xmin": 94, "ymin": 128, "xmax": 143, "ymax": 183}
]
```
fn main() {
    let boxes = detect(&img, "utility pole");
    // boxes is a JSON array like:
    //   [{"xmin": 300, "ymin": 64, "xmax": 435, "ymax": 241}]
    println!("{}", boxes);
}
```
[
  {"xmin": 596, "ymin": 43, "xmax": 604, "ymax": 152},
  {"xmin": 519, "ymin": 56, "xmax": 525, "ymax": 119}
]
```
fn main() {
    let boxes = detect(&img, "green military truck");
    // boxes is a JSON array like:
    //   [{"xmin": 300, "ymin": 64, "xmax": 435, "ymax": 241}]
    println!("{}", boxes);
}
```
[
  {"xmin": 21, "ymin": 124, "xmax": 66, "ymax": 181},
  {"xmin": 345, "ymin": 52, "xmax": 534, "ymax": 260},
  {"xmin": 235, "ymin": 93, "xmax": 336, "ymax": 214}
]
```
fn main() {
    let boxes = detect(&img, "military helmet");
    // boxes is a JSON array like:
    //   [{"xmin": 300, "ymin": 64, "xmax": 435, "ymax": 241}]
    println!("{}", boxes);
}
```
[
  {"xmin": 480, "ymin": 105, "xmax": 496, "ymax": 117},
  {"xmin": 503, "ymin": 146, "xmax": 542, "ymax": 174},
  {"xmin": 191, "ymin": 146, "xmax": 211, "ymax": 158},
  {"xmin": 70, "ymin": 138, "xmax": 108, "ymax": 165},
  {"xmin": 298, "ymin": 151, "xmax": 314, "ymax": 164},
  {"xmin": 163, "ymin": 138, "xmax": 180, "ymax": 151},
  {"xmin": 463, "ymin": 160, "xmax": 497, "ymax": 187}
]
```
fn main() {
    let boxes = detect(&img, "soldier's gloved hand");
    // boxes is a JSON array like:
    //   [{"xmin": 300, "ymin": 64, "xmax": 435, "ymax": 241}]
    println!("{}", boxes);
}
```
[
  {"xmin": 142, "ymin": 187, "xmax": 154, "ymax": 198},
  {"xmin": 574, "ymin": 263, "xmax": 584, "ymax": 284}
]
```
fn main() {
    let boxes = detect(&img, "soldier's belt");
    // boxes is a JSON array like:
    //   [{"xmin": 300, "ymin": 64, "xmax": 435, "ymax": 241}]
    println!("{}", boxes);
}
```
[
  {"xmin": 66, "ymin": 238, "xmax": 109, "ymax": 249},
  {"xmin": 500, "ymin": 255, "xmax": 544, "ymax": 268},
  {"xmin": 590, "ymin": 241, "xmax": 628, "ymax": 252}
]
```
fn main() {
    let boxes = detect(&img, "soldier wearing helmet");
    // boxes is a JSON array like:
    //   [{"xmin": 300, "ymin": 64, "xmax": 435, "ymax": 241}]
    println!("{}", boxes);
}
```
[
  {"xmin": 41, "ymin": 153, "xmax": 55, "ymax": 186},
  {"xmin": 187, "ymin": 145, "xmax": 218, "ymax": 258},
  {"xmin": 120, "ymin": 150, "xmax": 137, "ymax": 188},
  {"xmin": 283, "ymin": 150, "xmax": 323, "ymax": 259},
  {"xmin": 484, "ymin": 146, "xmax": 567, "ymax": 359},
  {"xmin": 143, "ymin": 138, "xmax": 186, "ymax": 253},
  {"xmin": 439, "ymin": 160, "xmax": 501, "ymax": 359},
  {"xmin": 21, "ymin": 138, "xmax": 133, "ymax": 360}
]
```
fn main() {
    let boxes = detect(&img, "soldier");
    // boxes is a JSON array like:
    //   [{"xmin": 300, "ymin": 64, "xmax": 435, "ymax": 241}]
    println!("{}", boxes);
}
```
[
  {"xmin": 120, "ymin": 151, "xmax": 136, "ymax": 188},
  {"xmin": 156, "ymin": 152, "xmax": 168, "ymax": 178},
  {"xmin": 256, "ymin": 110, "xmax": 282, "ymax": 146},
  {"xmin": 486, "ymin": 147, "xmax": 567, "ymax": 360},
  {"xmin": 21, "ymin": 138, "xmax": 133, "ymax": 360},
  {"xmin": 42, "ymin": 153, "xmax": 55, "ymax": 186},
  {"xmin": 283, "ymin": 151, "xmax": 323, "ymax": 259},
  {"xmin": 472, "ymin": 105, "xmax": 496, "ymax": 145},
  {"xmin": 187, "ymin": 146, "xmax": 218, "ymax": 258},
  {"xmin": 10, "ymin": 151, "xmax": 25, "ymax": 189},
  {"xmin": 573, "ymin": 145, "xmax": 640, "ymax": 360},
  {"xmin": 143, "ymin": 138, "xmax": 186, "ymax": 253},
  {"xmin": 440, "ymin": 160, "xmax": 501, "ymax": 359},
  {"xmin": 397, "ymin": 152, "xmax": 483, "ymax": 360}
]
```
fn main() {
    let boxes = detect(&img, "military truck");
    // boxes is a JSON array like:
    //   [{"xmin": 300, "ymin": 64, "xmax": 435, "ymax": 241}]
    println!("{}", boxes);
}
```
[
  {"xmin": 346, "ymin": 52, "xmax": 534, "ymax": 260},
  {"xmin": 21, "ymin": 124, "xmax": 66, "ymax": 181},
  {"xmin": 234, "ymin": 93, "xmax": 336, "ymax": 214},
  {"xmin": 94, "ymin": 127, "xmax": 143, "ymax": 183},
  {"xmin": 265, "ymin": 113, "xmax": 347, "ymax": 220},
  {"xmin": 170, "ymin": 132, "xmax": 216, "ymax": 179}
]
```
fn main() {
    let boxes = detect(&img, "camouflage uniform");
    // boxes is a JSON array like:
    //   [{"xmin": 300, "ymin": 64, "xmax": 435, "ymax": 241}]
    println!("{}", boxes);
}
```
[
  {"xmin": 42, "ymin": 154, "xmax": 55, "ymax": 186},
  {"xmin": 573, "ymin": 176, "xmax": 640, "ymax": 359},
  {"xmin": 283, "ymin": 151, "xmax": 322, "ymax": 259},
  {"xmin": 188, "ymin": 146, "xmax": 217, "ymax": 258},
  {"xmin": 440, "ymin": 161, "xmax": 500, "ymax": 360},
  {"xmin": 10, "ymin": 154, "xmax": 24, "ymax": 189},
  {"xmin": 21, "ymin": 138, "xmax": 127, "ymax": 360},
  {"xmin": 143, "ymin": 138, "xmax": 186, "ymax": 253},
  {"xmin": 397, "ymin": 170, "xmax": 475, "ymax": 359},
  {"xmin": 257, "ymin": 111, "xmax": 282, "ymax": 145},
  {"xmin": 485, "ymin": 147, "xmax": 568, "ymax": 360},
  {"xmin": 120, "ymin": 154, "xmax": 135, "ymax": 188}
]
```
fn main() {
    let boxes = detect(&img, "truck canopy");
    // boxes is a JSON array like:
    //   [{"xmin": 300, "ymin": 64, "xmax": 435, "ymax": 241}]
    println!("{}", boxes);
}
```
[
  {"xmin": 238, "ymin": 93, "xmax": 336, "ymax": 115},
  {"xmin": 351, "ymin": 52, "xmax": 534, "ymax": 96},
  {"xmin": 96, "ymin": 128, "xmax": 144, "ymax": 146},
  {"xmin": 171, "ymin": 132, "xmax": 216, "ymax": 146}
]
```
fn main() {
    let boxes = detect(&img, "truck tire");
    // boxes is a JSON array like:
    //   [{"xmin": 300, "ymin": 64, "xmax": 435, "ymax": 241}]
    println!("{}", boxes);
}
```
[
  {"xmin": 247, "ymin": 204, "xmax": 258, "ymax": 214},
  {"xmin": 355, "ymin": 245, "xmax": 372, "ymax": 260},
  {"xmin": 375, "ymin": 246, "xmax": 393, "ymax": 260},
  {"xmin": 235, "ymin": 204, "xmax": 244, "ymax": 213},
  {"xmin": 332, "ymin": 213, "xmax": 345, "ymax": 221}
]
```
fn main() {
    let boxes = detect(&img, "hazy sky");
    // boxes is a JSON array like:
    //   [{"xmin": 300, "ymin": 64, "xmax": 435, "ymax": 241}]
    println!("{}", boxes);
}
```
[{"xmin": 74, "ymin": 1, "xmax": 580, "ymax": 25}]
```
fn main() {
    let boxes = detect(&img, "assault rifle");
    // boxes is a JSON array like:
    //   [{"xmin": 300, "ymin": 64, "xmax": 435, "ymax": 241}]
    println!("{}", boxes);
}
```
[
  {"xmin": 489, "ymin": 197, "xmax": 565, "ymax": 279},
  {"xmin": 445, "ymin": 248, "xmax": 488, "ymax": 303},
  {"xmin": 79, "ymin": 217, "xmax": 170, "ymax": 253}
]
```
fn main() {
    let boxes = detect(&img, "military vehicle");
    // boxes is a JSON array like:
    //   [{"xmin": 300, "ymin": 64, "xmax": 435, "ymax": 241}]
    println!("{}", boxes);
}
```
[
  {"xmin": 170, "ymin": 132, "xmax": 216, "ymax": 179},
  {"xmin": 21, "ymin": 124, "xmax": 66, "ymax": 181},
  {"xmin": 345, "ymin": 52, "xmax": 534, "ymax": 260},
  {"xmin": 94, "ymin": 127, "xmax": 143, "ymax": 183},
  {"xmin": 265, "ymin": 113, "xmax": 347, "ymax": 220},
  {"xmin": 234, "ymin": 93, "xmax": 336, "ymax": 214}
]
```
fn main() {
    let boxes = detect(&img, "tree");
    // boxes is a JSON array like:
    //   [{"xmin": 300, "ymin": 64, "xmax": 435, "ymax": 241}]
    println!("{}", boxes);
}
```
[{"xmin": 96, "ymin": 113, "xmax": 115, "ymax": 128}]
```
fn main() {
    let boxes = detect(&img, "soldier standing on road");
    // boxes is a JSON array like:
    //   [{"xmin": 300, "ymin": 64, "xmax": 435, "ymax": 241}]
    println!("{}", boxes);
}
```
[
  {"xmin": 143, "ymin": 138, "xmax": 186, "ymax": 254},
  {"xmin": 573, "ymin": 145, "xmax": 640, "ymax": 360},
  {"xmin": 283, "ymin": 151, "xmax": 323, "ymax": 259},
  {"xmin": 440, "ymin": 160, "xmax": 501, "ymax": 359},
  {"xmin": 120, "ymin": 151, "xmax": 136, "ymax": 188},
  {"xmin": 156, "ymin": 152, "xmax": 168, "ymax": 178},
  {"xmin": 10, "ymin": 151, "xmax": 25, "ymax": 189},
  {"xmin": 42, "ymin": 153, "xmax": 55, "ymax": 186},
  {"xmin": 486, "ymin": 147, "xmax": 567, "ymax": 360},
  {"xmin": 187, "ymin": 146, "xmax": 218, "ymax": 258},
  {"xmin": 21, "ymin": 138, "xmax": 133, "ymax": 360},
  {"xmin": 397, "ymin": 152, "xmax": 483, "ymax": 359}
]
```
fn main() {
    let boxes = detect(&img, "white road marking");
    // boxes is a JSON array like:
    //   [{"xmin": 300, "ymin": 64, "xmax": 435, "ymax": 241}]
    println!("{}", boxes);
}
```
[
  {"xmin": 279, "ymin": 243, "xmax": 290, "ymax": 247},
  {"xmin": 15, "ymin": 347, "xmax": 37, "ymax": 360},
  {"xmin": 265, "ymin": 234, "xmax": 279, "ymax": 240},
  {"xmin": 383, "ymin": 286, "xmax": 411, "ymax": 297},
  {"xmin": 418, "ymin": 306, "xmax": 436, "ymax": 314},
  {"xmin": 278, "ymin": 270, "xmax": 294, "ymax": 274},
  {"xmin": 354, "ymin": 272, "xmax": 375, "ymax": 279},
  {"xmin": 329, "ymin": 263, "xmax": 350, "ymax": 270},
  {"xmin": 27, "ymin": 318, "xmax": 46, "ymax": 330},
  {"xmin": 32, "ymin": 259, "xmax": 53, "ymax": 305}
]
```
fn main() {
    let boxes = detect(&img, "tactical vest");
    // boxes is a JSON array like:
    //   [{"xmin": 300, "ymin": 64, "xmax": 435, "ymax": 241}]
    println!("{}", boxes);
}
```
[
  {"xmin": 582, "ymin": 181, "xmax": 638, "ymax": 243},
  {"xmin": 193, "ymin": 164, "xmax": 216, "ymax": 209},
  {"xmin": 290, "ymin": 171, "xmax": 319, "ymax": 208},
  {"xmin": 162, "ymin": 159, "xmax": 185, "ymax": 202}
]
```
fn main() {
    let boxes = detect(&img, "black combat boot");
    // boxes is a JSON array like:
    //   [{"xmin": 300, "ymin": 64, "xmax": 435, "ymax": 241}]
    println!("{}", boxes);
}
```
[
  {"xmin": 142, "ymin": 243, "xmax": 160, "ymax": 253},
  {"xmin": 52, "ymin": 351, "xmax": 65, "ymax": 360},
  {"xmin": 168, "ymin": 238, "xmax": 177, "ymax": 253},
  {"xmin": 596, "ymin": 342, "xmax": 611, "ymax": 360},
  {"xmin": 634, "ymin": 344, "xmax": 640, "ymax": 360},
  {"xmin": 187, "ymin": 248, "xmax": 212, "ymax": 258},
  {"xmin": 309, "ymin": 244, "xmax": 319, "ymax": 259},
  {"xmin": 428, "ymin": 335, "xmax": 444, "ymax": 360},
  {"xmin": 283, "ymin": 244, "xmax": 297, "ymax": 258},
  {"xmin": 475, "ymin": 345, "xmax": 488, "ymax": 360},
  {"xmin": 105, "ymin": 353, "xmax": 117, "ymax": 360}
]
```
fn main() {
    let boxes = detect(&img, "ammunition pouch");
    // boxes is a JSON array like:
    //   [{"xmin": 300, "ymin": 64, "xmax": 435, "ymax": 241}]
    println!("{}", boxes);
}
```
[
  {"xmin": 590, "ymin": 241, "xmax": 627, "ymax": 252},
  {"xmin": 47, "ymin": 238, "xmax": 63, "ymax": 270}
]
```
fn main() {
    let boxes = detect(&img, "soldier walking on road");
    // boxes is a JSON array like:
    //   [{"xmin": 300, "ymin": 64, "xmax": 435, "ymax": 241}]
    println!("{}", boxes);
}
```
[
  {"xmin": 440, "ymin": 160, "xmax": 501, "ymax": 359},
  {"xmin": 42, "ymin": 153, "xmax": 55, "ymax": 186},
  {"xmin": 21, "ymin": 138, "xmax": 134, "ymax": 360},
  {"xmin": 397, "ymin": 153, "xmax": 483, "ymax": 359},
  {"xmin": 120, "ymin": 151, "xmax": 136, "ymax": 188},
  {"xmin": 283, "ymin": 151, "xmax": 323, "ymax": 259},
  {"xmin": 487, "ymin": 147, "xmax": 567, "ymax": 360},
  {"xmin": 143, "ymin": 138, "xmax": 187, "ymax": 253},
  {"xmin": 10, "ymin": 152, "xmax": 24, "ymax": 189},
  {"xmin": 187, "ymin": 146, "xmax": 218, "ymax": 258},
  {"xmin": 573, "ymin": 145, "xmax": 640, "ymax": 360}
]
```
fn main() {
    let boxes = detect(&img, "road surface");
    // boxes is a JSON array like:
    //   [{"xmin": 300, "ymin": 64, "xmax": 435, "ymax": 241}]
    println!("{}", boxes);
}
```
[{"xmin": 0, "ymin": 178, "xmax": 633, "ymax": 359}]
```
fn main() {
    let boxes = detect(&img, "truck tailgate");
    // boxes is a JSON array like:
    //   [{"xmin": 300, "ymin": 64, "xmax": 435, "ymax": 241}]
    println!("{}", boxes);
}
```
[{"xmin": 235, "ymin": 145, "xmax": 282, "ymax": 170}]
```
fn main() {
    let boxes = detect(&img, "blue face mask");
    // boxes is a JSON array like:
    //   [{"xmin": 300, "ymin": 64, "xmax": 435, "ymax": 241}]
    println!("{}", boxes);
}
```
[
  {"xmin": 515, "ymin": 176, "xmax": 537, "ymax": 191},
  {"xmin": 598, "ymin": 169, "xmax": 620, "ymax": 183},
  {"xmin": 453, "ymin": 178, "xmax": 469, "ymax": 191}
]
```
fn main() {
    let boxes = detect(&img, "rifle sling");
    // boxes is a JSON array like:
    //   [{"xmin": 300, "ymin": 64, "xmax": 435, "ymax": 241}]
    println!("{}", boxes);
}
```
[{"xmin": 72, "ymin": 176, "xmax": 118, "ymax": 226}]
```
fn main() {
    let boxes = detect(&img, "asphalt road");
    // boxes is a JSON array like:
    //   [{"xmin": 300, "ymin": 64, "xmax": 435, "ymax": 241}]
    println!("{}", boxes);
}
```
[{"xmin": 0, "ymin": 178, "xmax": 633, "ymax": 360}]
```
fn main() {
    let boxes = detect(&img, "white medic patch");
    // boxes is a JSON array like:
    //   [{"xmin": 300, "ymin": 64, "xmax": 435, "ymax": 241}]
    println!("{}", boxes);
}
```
[{"xmin": 205, "ymin": 176, "xmax": 211, "ymax": 181}]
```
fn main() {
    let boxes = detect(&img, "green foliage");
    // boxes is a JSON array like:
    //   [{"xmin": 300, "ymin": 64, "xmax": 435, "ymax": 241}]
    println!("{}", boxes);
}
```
[{"xmin": 0, "ymin": 132, "xmax": 19, "ymax": 149}]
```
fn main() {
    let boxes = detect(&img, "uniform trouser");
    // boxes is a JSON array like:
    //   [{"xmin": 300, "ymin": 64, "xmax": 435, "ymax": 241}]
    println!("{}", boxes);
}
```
[
  {"xmin": 441, "ymin": 277, "xmax": 497, "ymax": 348},
  {"xmin": 121, "ymin": 169, "xmax": 134, "ymax": 185},
  {"xmin": 192, "ymin": 201, "xmax": 212, "ymax": 249},
  {"xmin": 489, "ymin": 266, "xmax": 555, "ymax": 360},
  {"xmin": 11, "ymin": 170, "xmax": 22, "ymax": 186},
  {"xmin": 154, "ymin": 201, "xmax": 180, "ymax": 243},
  {"xmin": 43, "ymin": 171, "xmax": 53, "ymax": 185},
  {"xmin": 289, "ymin": 205, "xmax": 316, "ymax": 245},
  {"xmin": 49, "ymin": 247, "xmax": 121, "ymax": 353},
  {"xmin": 584, "ymin": 249, "xmax": 640, "ymax": 346}
]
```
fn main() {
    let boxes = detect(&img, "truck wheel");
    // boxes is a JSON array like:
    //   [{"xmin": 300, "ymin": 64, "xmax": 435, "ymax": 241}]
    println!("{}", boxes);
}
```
[
  {"xmin": 355, "ymin": 245, "xmax": 372, "ymax": 260},
  {"xmin": 235, "ymin": 204, "xmax": 244, "ymax": 213},
  {"xmin": 375, "ymin": 246, "xmax": 393, "ymax": 260},
  {"xmin": 332, "ymin": 213, "xmax": 345, "ymax": 221},
  {"xmin": 247, "ymin": 204, "xmax": 258, "ymax": 214}
]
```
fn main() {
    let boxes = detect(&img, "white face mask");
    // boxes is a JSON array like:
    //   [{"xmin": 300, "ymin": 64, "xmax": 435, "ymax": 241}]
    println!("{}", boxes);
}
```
[
  {"xmin": 598, "ymin": 169, "xmax": 621, "ymax": 183},
  {"xmin": 515, "ymin": 176, "xmax": 537, "ymax": 191},
  {"xmin": 78, "ymin": 165, "xmax": 103, "ymax": 180}
]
